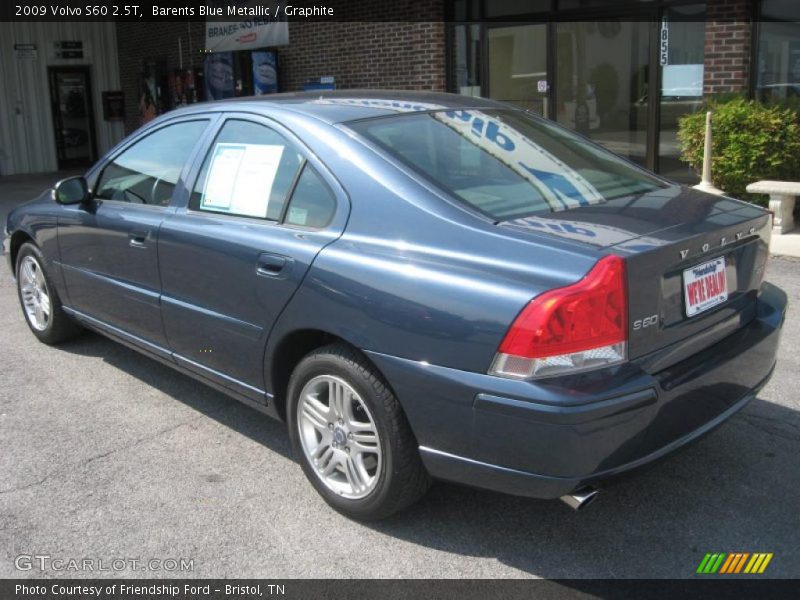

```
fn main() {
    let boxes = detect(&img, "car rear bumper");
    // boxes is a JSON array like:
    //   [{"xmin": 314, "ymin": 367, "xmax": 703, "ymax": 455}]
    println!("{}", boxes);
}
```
[{"xmin": 365, "ymin": 281, "xmax": 786, "ymax": 499}]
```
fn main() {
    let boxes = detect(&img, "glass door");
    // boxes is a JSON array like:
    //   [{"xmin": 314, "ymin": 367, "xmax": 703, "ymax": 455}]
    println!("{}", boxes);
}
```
[
  {"xmin": 48, "ymin": 67, "xmax": 97, "ymax": 169},
  {"xmin": 555, "ymin": 21, "xmax": 651, "ymax": 166},
  {"xmin": 487, "ymin": 24, "xmax": 550, "ymax": 117},
  {"xmin": 449, "ymin": 4, "xmax": 708, "ymax": 177},
  {"xmin": 657, "ymin": 4, "xmax": 707, "ymax": 183}
]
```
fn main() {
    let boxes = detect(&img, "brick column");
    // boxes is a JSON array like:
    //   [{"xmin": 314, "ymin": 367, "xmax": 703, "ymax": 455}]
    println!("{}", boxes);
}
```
[{"xmin": 703, "ymin": 0, "xmax": 755, "ymax": 96}]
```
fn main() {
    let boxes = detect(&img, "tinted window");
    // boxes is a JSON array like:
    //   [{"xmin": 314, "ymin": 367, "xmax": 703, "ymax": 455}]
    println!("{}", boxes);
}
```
[
  {"xmin": 95, "ymin": 120, "xmax": 208, "ymax": 206},
  {"xmin": 284, "ymin": 166, "xmax": 336, "ymax": 228},
  {"xmin": 350, "ymin": 109, "xmax": 665, "ymax": 220},
  {"xmin": 192, "ymin": 119, "xmax": 303, "ymax": 220}
]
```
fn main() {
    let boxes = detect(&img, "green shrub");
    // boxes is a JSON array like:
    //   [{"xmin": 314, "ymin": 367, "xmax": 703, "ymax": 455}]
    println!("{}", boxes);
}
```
[{"xmin": 677, "ymin": 97, "xmax": 800, "ymax": 204}]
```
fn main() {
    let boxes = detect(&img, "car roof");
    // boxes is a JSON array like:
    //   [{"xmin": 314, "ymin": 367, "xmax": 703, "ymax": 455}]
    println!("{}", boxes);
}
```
[{"xmin": 169, "ymin": 90, "xmax": 511, "ymax": 124}]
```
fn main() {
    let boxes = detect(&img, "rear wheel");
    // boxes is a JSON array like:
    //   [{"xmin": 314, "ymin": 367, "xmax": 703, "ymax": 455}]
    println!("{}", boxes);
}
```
[
  {"xmin": 16, "ymin": 243, "xmax": 82, "ymax": 344},
  {"xmin": 287, "ymin": 343, "xmax": 429, "ymax": 520}
]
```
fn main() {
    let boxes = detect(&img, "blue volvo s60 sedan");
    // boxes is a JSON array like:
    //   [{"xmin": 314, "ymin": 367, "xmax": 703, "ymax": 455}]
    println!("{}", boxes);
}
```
[{"xmin": 3, "ymin": 91, "xmax": 786, "ymax": 519}]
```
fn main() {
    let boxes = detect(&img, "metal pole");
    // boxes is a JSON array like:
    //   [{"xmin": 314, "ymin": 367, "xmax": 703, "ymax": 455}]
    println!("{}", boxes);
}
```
[{"xmin": 693, "ymin": 110, "xmax": 724, "ymax": 195}]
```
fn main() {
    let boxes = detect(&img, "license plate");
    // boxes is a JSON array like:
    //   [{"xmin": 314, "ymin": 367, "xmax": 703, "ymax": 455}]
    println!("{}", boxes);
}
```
[{"xmin": 683, "ymin": 257, "xmax": 728, "ymax": 317}]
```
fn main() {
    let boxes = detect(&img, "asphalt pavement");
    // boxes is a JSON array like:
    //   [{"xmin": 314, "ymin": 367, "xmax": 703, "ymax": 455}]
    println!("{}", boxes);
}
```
[{"xmin": 1, "ymin": 174, "xmax": 798, "ymax": 579}]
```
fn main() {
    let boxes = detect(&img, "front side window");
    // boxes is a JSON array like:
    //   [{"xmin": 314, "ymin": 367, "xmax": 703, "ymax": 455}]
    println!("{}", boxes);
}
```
[
  {"xmin": 191, "ymin": 119, "xmax": 303, "ymax": 220},
  {"xmin": 349, "ymin": 109, "xmax": 665, "ymax": 221},
  {"xmin": 95, "ymin": 120, "xmax": 208, "ymax": 206}
]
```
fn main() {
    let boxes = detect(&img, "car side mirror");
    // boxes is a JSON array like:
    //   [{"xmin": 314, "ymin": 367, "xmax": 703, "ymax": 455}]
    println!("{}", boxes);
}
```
[{"xmin": 54, "ymin": 176, "xmax": 90, "ymax": 205}]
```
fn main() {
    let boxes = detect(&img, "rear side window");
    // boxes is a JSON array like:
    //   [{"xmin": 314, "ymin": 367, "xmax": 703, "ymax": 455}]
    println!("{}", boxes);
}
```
[
  {"xmin": 349, "ymin": 109, "xmax": 665, "ymax": 220},
  {"xmin": 95, "ymin": 120, "xmax": 208, "ymax": 206},
  {"xmin": 191, "ymin": 119, "xmax": 303, "ymax": 220},
  {"xmin": 284, "ymin": 165, "xmax": 336, "ymax": 228}
]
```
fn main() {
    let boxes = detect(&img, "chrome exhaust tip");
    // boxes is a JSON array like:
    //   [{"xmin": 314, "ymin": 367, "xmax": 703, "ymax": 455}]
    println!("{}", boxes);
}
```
[{"xmin": 560, "ymin": 487, "xmax": 599, "ymax": 511}]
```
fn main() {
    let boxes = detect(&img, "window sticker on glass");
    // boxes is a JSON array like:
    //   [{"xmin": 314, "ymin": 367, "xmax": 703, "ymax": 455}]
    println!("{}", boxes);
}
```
[
  {"xmin": 201, "ymin": 142, "xmax": 285, "ymax": 217},
  {"xmin": 287, "ymin": 206, "xmax": 308, "ymax": 225}
]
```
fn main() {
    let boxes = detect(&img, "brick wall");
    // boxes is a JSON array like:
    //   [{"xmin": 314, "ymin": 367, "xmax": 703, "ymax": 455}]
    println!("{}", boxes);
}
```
[
  {"xmin": 704, "ymin": 0, "xmax": 755, "ymax": 95},
  {"xmin": 275, "ymin": 0, "xmax": 446, "ymax": 93},
  {"xmin": 277, "ymin": 22, "xmax": 446, "ymax": 93},
  {"xmin": 115, "ymin": 2, "xmax": 446, "ymax": 135}
]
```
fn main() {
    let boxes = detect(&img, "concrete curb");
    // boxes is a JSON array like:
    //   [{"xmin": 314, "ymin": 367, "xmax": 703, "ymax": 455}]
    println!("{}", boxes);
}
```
[{"xmin": 770, "ymin": 233, "xmax": 800, "ymax": 259}]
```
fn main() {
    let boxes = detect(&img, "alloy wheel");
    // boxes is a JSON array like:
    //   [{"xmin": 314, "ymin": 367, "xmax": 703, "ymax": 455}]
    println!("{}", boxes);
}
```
[
  {"xmin": 19, "ymin": 256, "xmax": 51, "ymax": 331},
  {"xmin": 297, "ymin": 374, "xmax": 382, "ymax": 499}
]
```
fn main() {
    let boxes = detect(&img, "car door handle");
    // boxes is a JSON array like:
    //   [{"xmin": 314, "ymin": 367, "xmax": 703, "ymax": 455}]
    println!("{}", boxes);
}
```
[
  {"xmin": 128, "ymin": 231, "xmax": 148, "ymax": 248},
  {"xmin": 256, "ymin": 253, "xmax": 291, "ymax": 278}
]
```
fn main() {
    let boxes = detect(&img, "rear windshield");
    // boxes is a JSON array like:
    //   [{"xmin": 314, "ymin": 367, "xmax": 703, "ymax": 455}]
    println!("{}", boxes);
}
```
[{"xmin": 349, "ymin": 109, "xmax": 666, "ymax": 221}]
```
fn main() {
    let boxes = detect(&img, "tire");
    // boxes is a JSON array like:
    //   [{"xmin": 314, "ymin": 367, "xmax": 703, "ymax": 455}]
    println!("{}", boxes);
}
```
[
  {"xmin": 287, "ymin": 343, "xmax": 430, "ymax": 520},
  {"xmin": 15, "ymin": 242, "xmax": 82, "ymax": 344}
]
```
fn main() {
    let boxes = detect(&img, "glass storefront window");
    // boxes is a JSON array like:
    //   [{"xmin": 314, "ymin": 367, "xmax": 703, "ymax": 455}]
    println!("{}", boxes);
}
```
[
  {"xmin": 487, "ymin": 24, "xmax": 549, "ymax": 116},
  {"xmin": 756, "ymin": 0, "xmax": 800, "ymax": 105},
  {"xmin": 555, "ymin": 21, "xmax": 650, "ymax": 166}
]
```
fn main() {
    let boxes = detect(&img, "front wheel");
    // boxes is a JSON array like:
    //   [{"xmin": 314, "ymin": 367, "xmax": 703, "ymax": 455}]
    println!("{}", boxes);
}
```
[
  {"xmin": 287, "ymin": 343, "xmax": 429, "ymax": 520},
  {"xmin": 16, "ymin": 242, "xmax": 82, "ymax": 344}
]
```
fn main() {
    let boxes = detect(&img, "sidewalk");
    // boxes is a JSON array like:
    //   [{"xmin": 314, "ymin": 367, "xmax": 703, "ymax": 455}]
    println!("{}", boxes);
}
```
[{"xmin": 769, "ymin": 231, "xmax": 800, "ymax": 258}]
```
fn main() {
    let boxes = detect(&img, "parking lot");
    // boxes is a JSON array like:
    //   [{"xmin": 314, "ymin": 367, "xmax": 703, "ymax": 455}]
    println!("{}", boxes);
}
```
[{"xmin": 1, "ymin": 174, "xmax": 798, "ymax": 579}]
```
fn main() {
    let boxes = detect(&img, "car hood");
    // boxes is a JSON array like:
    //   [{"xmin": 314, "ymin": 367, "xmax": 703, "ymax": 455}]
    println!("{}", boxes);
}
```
[{"xmin": 499, "ymin": 185, "xmax": 767, "ymax": 253}]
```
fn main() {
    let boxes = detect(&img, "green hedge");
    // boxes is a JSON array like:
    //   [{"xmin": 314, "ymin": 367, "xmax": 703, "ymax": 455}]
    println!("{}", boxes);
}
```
[{"xmin": 677, "ymin": 97, "xmax": 800, "ymax": 204}]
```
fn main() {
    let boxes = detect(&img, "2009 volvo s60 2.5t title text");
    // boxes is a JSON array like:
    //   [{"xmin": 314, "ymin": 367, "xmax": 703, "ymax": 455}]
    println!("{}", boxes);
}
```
[{"xmin": 3, "ymin": 91, "xmax": 785, "ymax": 519}]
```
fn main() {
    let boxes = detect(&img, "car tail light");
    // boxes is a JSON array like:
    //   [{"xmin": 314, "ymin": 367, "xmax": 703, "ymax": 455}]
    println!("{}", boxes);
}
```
[{"xmin": 490, "ymin": 255, "xmax": 628, "ymax": 380}]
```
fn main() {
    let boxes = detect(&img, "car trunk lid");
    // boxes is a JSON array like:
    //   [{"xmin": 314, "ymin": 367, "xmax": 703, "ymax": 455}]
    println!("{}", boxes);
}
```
[{"xmin": 500, "ymin": 186, "xmax": 771, "ymax": 362}]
